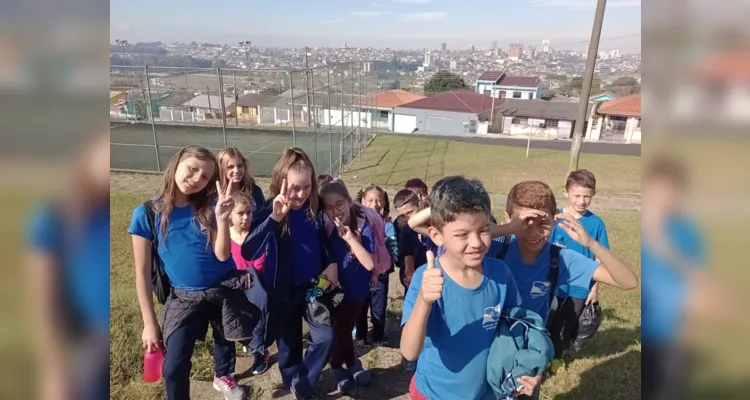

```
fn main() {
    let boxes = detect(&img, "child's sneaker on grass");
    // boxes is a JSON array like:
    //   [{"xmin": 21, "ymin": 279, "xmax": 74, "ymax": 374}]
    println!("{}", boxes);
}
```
[
  {"xmin": 213, "ymin": 375, "xmax": 245, "ymax": 400},
  {"xmin": 251, "ymin": 350, "xmax": 270, "ymax": 375},
  {"xmin": 549, "ymin": 358, "xmax": 566, "ymax": 375},
  {"xmin": 330, "ymin": 367, "xmax": 354, "ymax": 392},
  {"xmin": 349, "ymin": 359, "xmax": 372, "ymax": 386}
]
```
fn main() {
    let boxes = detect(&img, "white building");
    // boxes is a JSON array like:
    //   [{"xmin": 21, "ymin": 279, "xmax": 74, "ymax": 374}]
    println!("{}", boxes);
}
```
[
  {"xmin": 474, "ymin": 71, "xmax": 543, "ymax": 100},
  {"xmin": 423, "ymin": 51, "xmax": 432, "ymax": 67}
]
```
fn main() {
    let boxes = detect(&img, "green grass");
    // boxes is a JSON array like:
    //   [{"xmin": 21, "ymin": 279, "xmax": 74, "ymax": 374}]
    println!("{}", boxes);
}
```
[
  {"xmin": 110, "ymin": 135, "xmax": 642, "ymax": 399},
  {"xmin": 340, "ymin": 135, "xmax": 641, "ymax": 200}
]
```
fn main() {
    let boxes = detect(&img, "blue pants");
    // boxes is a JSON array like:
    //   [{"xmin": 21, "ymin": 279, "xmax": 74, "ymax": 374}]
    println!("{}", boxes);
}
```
[
  {"xmin": 228, "ymin": 274, "xmax": 273, "ymax": 374},
  {"xmin": 163, "ymin": 309, "xmax": 234, "ymax": 400},
  {"xmin": 355, "ymin": 272, "xmax": 390, "ymax": 342},
  {"xmin": 272, "ymin": 288, "xmax": 334, "ymax": 398}
]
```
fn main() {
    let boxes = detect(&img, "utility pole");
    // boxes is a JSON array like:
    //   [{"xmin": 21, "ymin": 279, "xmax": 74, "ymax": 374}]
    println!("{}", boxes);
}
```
[
  {"xmin": 568, "ymin": 0, "xmax": 607, "ymax": 173},
  {"xmin": 304, "ymin": 46, "xmax": 312, "ymax": 127}
]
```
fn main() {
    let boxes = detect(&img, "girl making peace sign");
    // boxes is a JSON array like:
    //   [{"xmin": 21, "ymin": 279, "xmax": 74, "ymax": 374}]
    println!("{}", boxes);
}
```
[{"xmin": 241, "ymin": 148, "xmax": 337, "ymax": 400}]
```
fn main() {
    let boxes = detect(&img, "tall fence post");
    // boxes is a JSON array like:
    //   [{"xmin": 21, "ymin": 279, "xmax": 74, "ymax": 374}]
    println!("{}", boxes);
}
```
[
  {"xmin": 327, "ymin": 66, "xmax": 333, "ymax": 175},
  {"xmin": 290, "ymin": 71, "xmax": 297, "ymax": 147},
  {"xmin": 217, "ymin": 68, "xmax": 228, "ymax": 148},
  {"xmin": 144, "ymin": 66, "xmax": 161, "ymax": 171},
  {"xmin": 311, "ymin": 69, "xmax": 318, "ymax": 168},
  {"xmin": 340, "ymin": 67, "xmax": 346, "ymax": 175}
]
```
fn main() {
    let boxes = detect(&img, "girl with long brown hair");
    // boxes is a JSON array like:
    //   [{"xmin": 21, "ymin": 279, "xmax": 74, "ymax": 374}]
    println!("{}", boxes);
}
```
[
  {"xmin": 217, "ymin": 147, "xmax": 265, "ymax": 212},
  {"xmin": 128, "ymin": 146, "xmax": 246, "ymax": 400},
  {"xmin": 241, "ymin": 147, "xmax": 337, "ymax": 400}
]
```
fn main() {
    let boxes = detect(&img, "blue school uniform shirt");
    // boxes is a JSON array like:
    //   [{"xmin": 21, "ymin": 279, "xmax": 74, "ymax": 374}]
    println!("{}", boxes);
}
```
[
  {"xmin": 503, "ymin": 240, "xmax": 600, "ymax": 324},
  {"xmin": 128, "ymin": 202, "xmax": 236, "ymax": 290},
  {"xmin": 641, "ymin": 215, "xmax": 705, "ymax": 344},
  {"xmin": 250, "ymin": 184, "xmax": 265, "ymax": 213},
  {"xmin": 330, "ymin": 220, "xmax": 376, "ymax": 303},
  {"xmin": 398, "ymin": 225, "xmax": 428, "ymax": 281},
  {"xmin": 401, "ymin": 257, "xmax": 523, "ymax": 400},
  {"xmin": 287, "ymin": 205, "xmax": 325, "ymax": 287},
  {"xmin": 550, "ymin": 209, "xmax": 610, "ymax": 298},
  {"xmin": 28, "ymin": 204, "xmax": 111, "ymax": 330}
]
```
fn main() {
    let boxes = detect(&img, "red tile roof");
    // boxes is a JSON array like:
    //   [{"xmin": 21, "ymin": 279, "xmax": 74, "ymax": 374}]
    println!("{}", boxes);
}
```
[
  {"xmin": 598, "ymin": 94, "xmax": 641, "ymax": 117},
  {"xmin": 477, "ymin": 71, "xmax": 504, "ymax": 82},
  {"xmin": 374, "ymin": 90, "xmax": 426, "ymax": 108},
  {"xmin": 398, "ymin": 90, "xmax": 500, "ymax": 114},
  {"xmin": 696, "ymin": 48, "xmax": 750, "ymax": 82},
  {"xmin": 496, "ymin": 75, "xmax": 541, "ymax": 88}
]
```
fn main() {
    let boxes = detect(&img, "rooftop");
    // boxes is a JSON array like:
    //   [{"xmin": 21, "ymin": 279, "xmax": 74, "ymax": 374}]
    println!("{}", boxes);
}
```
[
  {"xmin": 374, "ymin": 90, "xmax": 426, "ymax": 108},
  {"xmin": 598, "ymin": 94, "xmax": 641, "ymax": 117},
  {"xmin": 475, "ymin": 71, "xmax": 541, "ymax": 88},
  {"xmin": 398, "ymin": 90, "xmax": 498, "ymax": 114},
  {"xmin": 182, "ymin": 94, "xmax": 235, "ymax": 110}
]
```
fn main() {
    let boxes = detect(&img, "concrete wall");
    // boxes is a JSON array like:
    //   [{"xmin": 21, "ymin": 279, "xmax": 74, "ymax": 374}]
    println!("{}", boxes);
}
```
[
  {"xmin": 393, "ymin": 107, "xmax": 479, "ymax": 136},
  {"xmin": 501, "ymin": 116, "xmax": 572, "ymax": 139}
]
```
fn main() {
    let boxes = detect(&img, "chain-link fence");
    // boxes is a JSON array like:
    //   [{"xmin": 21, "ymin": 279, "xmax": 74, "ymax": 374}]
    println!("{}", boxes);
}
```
[{"xmin": 110, "ymin": 62, "xmax": 380, "ymax": 177}]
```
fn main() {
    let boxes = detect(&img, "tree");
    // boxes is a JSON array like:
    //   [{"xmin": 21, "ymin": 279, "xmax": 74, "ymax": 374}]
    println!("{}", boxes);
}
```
[
  {"xmin": 605, "ymin": 76, "xmax": 640, "ymax": 96},
  {"xmin": 423, "ymin": 70, "xmax": 467, "ymax": 95}
]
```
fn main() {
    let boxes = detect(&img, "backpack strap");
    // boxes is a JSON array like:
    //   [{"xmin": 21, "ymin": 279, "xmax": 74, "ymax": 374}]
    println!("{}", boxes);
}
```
[
  {"xmin": 496, "ymin": 235, "xmax": 511, "ymax": 259},
  {"xmin": 144, "ymin": 200, "xmax": 158, "ymax": 246},
  {"xmin": 547, "ymin": 244, "xmax": 561, "ymax": 311}
]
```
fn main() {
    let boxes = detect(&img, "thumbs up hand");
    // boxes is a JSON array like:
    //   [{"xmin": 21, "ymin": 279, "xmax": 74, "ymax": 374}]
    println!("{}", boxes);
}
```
[{"xmin": 420, "ymin": 251, "xmax": 443, "ymax": 304}]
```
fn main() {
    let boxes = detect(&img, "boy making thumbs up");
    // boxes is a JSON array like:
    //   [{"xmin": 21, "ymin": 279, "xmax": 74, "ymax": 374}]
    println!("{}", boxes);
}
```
[{"xmin": 400, "ymin": 176, "xmax": 527, "ymax": 400}]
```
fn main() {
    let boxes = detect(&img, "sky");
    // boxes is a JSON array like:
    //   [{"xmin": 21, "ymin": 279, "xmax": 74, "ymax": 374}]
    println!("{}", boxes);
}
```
[{"xmin": 110, "ymin": 0, "xmax": 641, "ymax": 52}]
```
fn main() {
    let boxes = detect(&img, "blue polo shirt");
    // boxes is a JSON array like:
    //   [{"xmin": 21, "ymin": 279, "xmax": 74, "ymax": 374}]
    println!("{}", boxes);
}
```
[
  {"xmin": 129, "ymin": 202, "xmax": 236, "ymax": 290},
  {"xmin": 329, "ymin": 220, "xmax": 376, "ymax": 303},
  {"xmin": 641, "ymin": 215, "xmax": 705, "ymax": 344},
  {"xmin": 401, "ymin": 257, "xmax": 522, "ymax": 400},
  {"xmin": 502, "ymin": 241, "xmax": 600, "ymax": 323},
  {"xmin": 550, "ymin": 209, "xmax": 609, "ymax": 298}
]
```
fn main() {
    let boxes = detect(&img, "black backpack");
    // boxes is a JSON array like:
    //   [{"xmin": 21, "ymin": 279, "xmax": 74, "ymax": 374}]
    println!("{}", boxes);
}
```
[
  {"xmin": 493, "ymin": 236, "xmax": 561, "ymax": 315},
  {"xmin": 143, "ymin": 200, "xmax": 171, "ymax": 304}
]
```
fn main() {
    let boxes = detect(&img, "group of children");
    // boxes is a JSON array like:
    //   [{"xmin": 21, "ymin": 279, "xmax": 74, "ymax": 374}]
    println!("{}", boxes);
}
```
[{"xmin": 129, "ymin": 145, "xmax": 638, "ymax": 400}]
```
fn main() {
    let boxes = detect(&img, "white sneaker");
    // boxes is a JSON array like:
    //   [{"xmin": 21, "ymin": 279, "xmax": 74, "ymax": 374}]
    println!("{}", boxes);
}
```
[{"xmin": 213, "ymin": 375, "xmax": 245, "ymax": 400}]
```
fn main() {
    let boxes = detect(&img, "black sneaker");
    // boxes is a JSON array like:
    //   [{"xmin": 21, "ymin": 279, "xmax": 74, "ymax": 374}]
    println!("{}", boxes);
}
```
[
  {"xmin": 251, "ymin": 350, "xmax": 270, "ymax": 375},
  {"xmin": 290, "ymin": 385, "xmax": 318, "ymax": 400}
]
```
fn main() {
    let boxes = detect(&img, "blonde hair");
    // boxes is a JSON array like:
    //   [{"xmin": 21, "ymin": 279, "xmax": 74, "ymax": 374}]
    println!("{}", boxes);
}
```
[
  {"xmin": 269, "ymin": 148, "xmax": 319, "ymax": 231},
  {"xmin": 154, "ymin": 146, "xmax": 219, "ymax": 244},
  {"xmin": 217, "ymin": 147, "xmax": 256, "ymax": 195}
]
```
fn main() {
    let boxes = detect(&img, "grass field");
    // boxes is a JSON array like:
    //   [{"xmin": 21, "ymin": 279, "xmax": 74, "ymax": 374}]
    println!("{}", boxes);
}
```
[
  {"xmin": 111, "ymin": 122, "xmax": 370, "ymax": 177},
  {"xmin": 110, "ymin": 135, "xmax": 641, "ymax": 399}
]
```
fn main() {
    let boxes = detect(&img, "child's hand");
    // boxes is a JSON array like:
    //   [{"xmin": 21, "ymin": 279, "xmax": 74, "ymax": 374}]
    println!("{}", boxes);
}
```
[
  {"xmin": 215, "ymin": 180, "xmax": 234, "ymax": 222},
  {"xmin": 419, "ymin": 251, "xmax": 443, "ymax": 304},
  {"xmin": 271, "ymin": 178, "xmax": 291, "ymax": 221},
  {"xmin": 555, "ymin": 213, "xmax": 594, "ymax": 247},
  {"xmin": 142, "ymin": 323, "xmax": 163, "ymax": 352},
  {"xmin": 516, "ymin": 375, "xmax": 542, "ymax": 397},
  {"xmin": 334, "ymin": 217, "xmax": 356, "ymax": 242},
  {"xmin": 508, "ymin": 209, "xmax": 548, "ymax": 234},
  {"xmin": 586, "ymin": 282, "xmax": 599, "ymax": 305}
]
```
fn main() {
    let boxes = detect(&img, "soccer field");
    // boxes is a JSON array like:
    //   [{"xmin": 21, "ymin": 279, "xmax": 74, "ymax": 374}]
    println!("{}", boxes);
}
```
[{"xmin": 110, "ymin": 122, "xmax": 370, "ymax": 176}]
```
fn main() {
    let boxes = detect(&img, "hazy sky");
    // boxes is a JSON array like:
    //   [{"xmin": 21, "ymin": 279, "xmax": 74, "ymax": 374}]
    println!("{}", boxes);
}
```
[{"xmin": 110, "ymin": 0, "xmax": 641, "ymax": 52}]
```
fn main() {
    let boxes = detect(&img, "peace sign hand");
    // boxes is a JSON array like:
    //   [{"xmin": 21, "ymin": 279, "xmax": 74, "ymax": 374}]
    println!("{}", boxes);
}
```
[
  {"xmin": 215, "ymin": 180, "xmax": 234, "ymax": 222},
  {"xmin": 271, "ymin": 178, "xmax": 291, "ymax": 221},
  {"xmin": 555, "ymin": 213, "xmax": 594, "ymax": 247},
  {"xmin": 334, "ymin": 217, "xmax": 355, "ymax": 242}
]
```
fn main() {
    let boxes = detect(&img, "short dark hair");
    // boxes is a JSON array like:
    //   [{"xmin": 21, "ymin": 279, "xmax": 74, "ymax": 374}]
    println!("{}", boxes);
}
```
[
  {"xmin": 430, "ymin": 176, "xmax": 491, "ymax": 231},
  {"xmin": 405, "ymin": 178, "xmax": 428, "ymax": 195},
  {"xmin": 506, "ymin": 181, "xmax": 557, "ymax": 217},
  {"xmin": 393, "ymin": 189, "xmax": 420, "ymax": 209},
  {"xmin": 317, "ymin": 174, "xmax": 334, "ymax": 188},
  {"xmin": 644, "ymin": 154, "xmax": 687, "ymax": 188},
  {"xmin": 566, "ymin": 169, "xmax": 597, "ymax": 191}
]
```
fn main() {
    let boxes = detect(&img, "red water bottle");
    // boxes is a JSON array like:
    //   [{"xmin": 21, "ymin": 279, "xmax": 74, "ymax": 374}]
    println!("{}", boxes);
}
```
[{"xmin": 143, "ymin": 347, "xmax": 164, "ymax": 383}]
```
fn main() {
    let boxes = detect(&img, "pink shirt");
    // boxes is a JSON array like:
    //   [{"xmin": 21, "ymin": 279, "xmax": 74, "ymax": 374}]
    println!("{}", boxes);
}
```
[{"xmin": 231, "ymin": 240, "xmax": 266, "ymax": 274}]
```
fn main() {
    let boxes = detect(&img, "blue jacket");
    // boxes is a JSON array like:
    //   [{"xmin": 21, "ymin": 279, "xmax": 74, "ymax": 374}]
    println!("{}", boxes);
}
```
[
  {"xmin": 241, "ymin": 196, "xmax": 334, "ymax": 303},
  {"xmin": 487, "ymin": 307, "xmax": 554, "ymax": 400}
]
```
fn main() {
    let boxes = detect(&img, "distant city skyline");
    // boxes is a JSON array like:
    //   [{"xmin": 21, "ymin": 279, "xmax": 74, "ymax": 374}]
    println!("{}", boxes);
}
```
[{"xmin": 111, "ymin": 0, "xmax": 641, "ymax": 53}]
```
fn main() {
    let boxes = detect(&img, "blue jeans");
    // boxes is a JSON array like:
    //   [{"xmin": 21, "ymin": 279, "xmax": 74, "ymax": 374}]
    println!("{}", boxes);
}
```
[
  {"xmin": 355, "ymin": 272, "xmax": 390, "ymax": 342},
  {"xmin": 272, "ymin": 288, "xmax": 334, "ymax": 398},
  {"xmin": 163, "ymin": 308, "xmax": 234, "ymax": 400}
]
